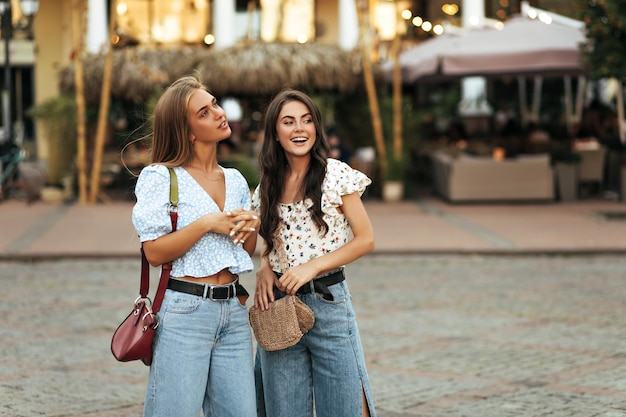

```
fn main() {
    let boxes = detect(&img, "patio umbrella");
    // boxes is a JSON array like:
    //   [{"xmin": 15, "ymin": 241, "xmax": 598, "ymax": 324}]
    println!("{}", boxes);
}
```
[
  {"xmin": 390, "ymin": 16, "xmax": 585, "ymax": 82},
  {"xmin": 59, "ymin": 43, "xmax": 365, "ymax": 103},
  {"xmin": 195, "ymin": 42, "xmax": 363, "ymax": 96},
  {"xmin": 59, "ymin": 47, "xmax": 209, "ymax": 105}
]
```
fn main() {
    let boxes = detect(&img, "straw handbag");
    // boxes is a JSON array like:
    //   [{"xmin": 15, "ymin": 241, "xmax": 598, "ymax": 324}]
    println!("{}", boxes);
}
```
[
  {"xmin": 249, "ymin": 230, "xmax": 314, "ymax": 351},
  {"xmin": 249, "ymin": 294, "xmax": 314, "ymax": 351}
]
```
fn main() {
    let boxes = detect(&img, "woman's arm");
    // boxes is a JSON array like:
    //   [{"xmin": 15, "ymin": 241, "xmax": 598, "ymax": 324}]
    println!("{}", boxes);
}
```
[
  {"xmin": 254, "ymin": 240, "xmax": 280, "ymax": 310},
  {"xmin": 277, "ymin": 192, "xmax": 375, "ymax": 295},
  {"xmin": 142, "ymin": 210, "xmax": 257, "ymax": 267}
]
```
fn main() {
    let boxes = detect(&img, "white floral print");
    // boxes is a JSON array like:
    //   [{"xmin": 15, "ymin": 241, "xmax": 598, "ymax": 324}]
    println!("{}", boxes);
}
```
[{"xmin": 252, "ymin": 158, "xmax": 371, "ymax": 272}]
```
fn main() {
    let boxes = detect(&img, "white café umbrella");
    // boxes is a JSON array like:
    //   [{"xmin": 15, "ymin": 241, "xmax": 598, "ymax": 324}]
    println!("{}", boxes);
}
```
[
  {"xmin": 392, "ymin": 16, "xmax": 585, "ymax": 82},
  {"xmin": 386, "ymin": 16, "xmax": 586, "ymax": 127}
]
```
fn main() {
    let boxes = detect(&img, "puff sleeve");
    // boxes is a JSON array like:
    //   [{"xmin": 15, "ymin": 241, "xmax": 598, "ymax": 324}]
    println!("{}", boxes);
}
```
[
  {"xmin": 132, "ymin": 164, "xmax": 173, "ymax": 242},
  {"xmin": 321, "ymin": 158, "xmax": 371, "ymax": 215}
]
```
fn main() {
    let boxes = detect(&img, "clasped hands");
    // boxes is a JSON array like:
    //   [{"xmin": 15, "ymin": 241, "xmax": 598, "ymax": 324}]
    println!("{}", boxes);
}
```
[{"xmin": 225, "ymin": 208, "xmax": 259, "ymax": 244}]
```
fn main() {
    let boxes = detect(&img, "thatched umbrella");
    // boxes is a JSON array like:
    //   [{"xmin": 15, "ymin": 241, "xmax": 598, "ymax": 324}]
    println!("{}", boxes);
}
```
[
  {"xmin": 196, "ymin": 42, "xmax": 363, "ymax": 96},
  {"xmin": 59, "ymin": 47, "xmax": 210, "ymax": 105},
  {"xmin": 59, "ymin": 43, "xmax": 373, "ymax": 103}
]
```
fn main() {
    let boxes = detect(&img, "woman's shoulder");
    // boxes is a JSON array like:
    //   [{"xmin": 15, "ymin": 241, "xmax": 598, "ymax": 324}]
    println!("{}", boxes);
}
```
[
  {"xmin": 139, "ymin": 163, "xmax": 171, "ymax": 176},
  {"xmin": 137, "ymin": 164, "xmax": 173, "ymax": 183},
  {"xmin": 326, "ymin": 157, "xmax": 347, "ymax": 170},
  {"xmin": 323, "ymin": 158, "xmax": 371, "ymax": 197},
  {"xmin": 325, "ymin": 158, "xmax": 365, "ymax": 179},
  {"xmin": 222, "ymin": 166, "xmax": 248, "ymax": 184}
]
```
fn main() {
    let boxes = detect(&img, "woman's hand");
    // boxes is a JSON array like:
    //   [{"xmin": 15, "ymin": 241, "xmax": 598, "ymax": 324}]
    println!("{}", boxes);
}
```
[
  {"xmin": 276, "ymin": 263, "xmax": 318, "ymax": 295},
  {"xmin": 225, "ymin": 209, "xmax": 259, "ymax": 244},
  {"xmin": 255, "ymin": 264, "xmax": 279, "ymax": 310}
]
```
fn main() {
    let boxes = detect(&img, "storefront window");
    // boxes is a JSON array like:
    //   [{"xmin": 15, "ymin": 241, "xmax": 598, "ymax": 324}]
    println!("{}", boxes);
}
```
[
  {"xmin": 115, "ymin": 0, "xmax": 209, "ymax": 45},
  {"xmin": 261, "ymin": 0, "xmax": 315, "ymax": 43}
]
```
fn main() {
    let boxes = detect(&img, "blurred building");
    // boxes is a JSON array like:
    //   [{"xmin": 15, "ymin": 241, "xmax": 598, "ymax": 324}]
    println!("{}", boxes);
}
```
[{"xmin": 0, "ymin": 0, "xmax": 576, "ymax": 160}]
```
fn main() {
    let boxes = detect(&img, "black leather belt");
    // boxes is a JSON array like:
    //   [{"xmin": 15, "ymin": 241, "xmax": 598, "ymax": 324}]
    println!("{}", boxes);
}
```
[
  {"xmin": 274, "ymin": 268, "xmax": 345, "ymax": 301},
  {"xmin": 167, "ymin": 279, "xmax": 248, "ymax": 301}
]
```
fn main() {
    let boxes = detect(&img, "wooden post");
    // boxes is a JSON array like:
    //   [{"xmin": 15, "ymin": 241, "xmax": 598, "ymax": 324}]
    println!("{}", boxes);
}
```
[
  {"xmin": 617, "ymin": 80, "xmax": 626, "ymax": 144},
  {"xmin": 88, "ymin": 0, "xmax": 117, "ymax": 203},
  {"xmin": 71, "ymin": 0, "xmax": 88, "ymax": 204},
  {"xmin": 391, "ymin": 12, "xmax": 403, "ymax": 162},
  {"xmin": 355, "ymin": 0, "xmax": 387, "ymax": 180}
]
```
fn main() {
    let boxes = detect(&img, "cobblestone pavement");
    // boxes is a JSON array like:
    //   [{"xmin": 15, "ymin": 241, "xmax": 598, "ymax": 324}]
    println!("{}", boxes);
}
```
[{"xmin": 1, "ymin": 255, "xmax": 626, "ymax": 417}]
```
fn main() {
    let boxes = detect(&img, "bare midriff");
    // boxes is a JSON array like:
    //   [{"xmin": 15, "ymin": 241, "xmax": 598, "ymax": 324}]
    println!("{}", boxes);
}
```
[{"xmin": 176, "ymin": 268, "xmax": 238, "ymax": 285}]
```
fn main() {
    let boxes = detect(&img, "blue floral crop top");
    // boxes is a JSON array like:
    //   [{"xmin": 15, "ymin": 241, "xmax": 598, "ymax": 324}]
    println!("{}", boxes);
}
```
[
  {"xmin": 251, "ymin": 158, "xmax": 371, "ymax": 273},
  {"xmin": 132, "ymin": 164, "xmax": 254, "ymax": 277}
]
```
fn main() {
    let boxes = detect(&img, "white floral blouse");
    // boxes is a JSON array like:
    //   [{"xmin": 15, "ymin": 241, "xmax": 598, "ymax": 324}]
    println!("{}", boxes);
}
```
[
  {"xmin": 132, "ymin": 164, "xmax": 254, "ymax": 277},
  {"xmin": 251, "ymin": 158, "xmax": 371, "ymax": 273}
]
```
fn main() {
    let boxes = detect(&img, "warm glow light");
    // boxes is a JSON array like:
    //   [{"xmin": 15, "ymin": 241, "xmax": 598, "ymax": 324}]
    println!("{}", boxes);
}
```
[
  {"xmin": 203, "ymin": 34, "xmax": 215, "ymax": 45},
  {"xmin": 421, "ymin": 21, "xmax": 432, "ymax": 32},
  {"xmin": 493, "ymin": 147, "xmax": 506, "ymax": 161},
  {"xmin": 539, "ymin": 12, "xmax": 552, "ymax": 24},
  {"xmin": 296, "ymin": 33, "xmax": 308, "ymax": 43},
  {"xmin": 401, "ymin": 9, "xmax": 412, "ymax": 20},
  {"xmin": 172, "ymin": 0, "xmax": 184, "ymax": 12},
  {"xmin": 433, "ymin": 24, "xmax": 444, "ymax": 35},
  {"xmin": 280, "ymin": 0, "xmax": 315, "ymax": 43},
  {"xmin": 441, "ymin": 3, "xmax": 459, "ymax": 16},
  {"xmin": 117, "ymin": 2, "xmax": 128, "ymax": 15},
  {"xmin": 495, "ymin": 21, "xmax": 504, "ymax": 30},
  {"xmin": 412, "ymin": 16, "xmax": 423, "ymax": 27},
  {"xmin": 374, "ymin": 1, "xmax": 397, "ymax": 41}
]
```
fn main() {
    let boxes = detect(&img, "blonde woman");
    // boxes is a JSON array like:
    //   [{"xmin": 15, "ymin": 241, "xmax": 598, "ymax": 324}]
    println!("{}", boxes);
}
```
[{"xmin": 132, "ymin": 75, "xmax": 259, "ymax": 417}]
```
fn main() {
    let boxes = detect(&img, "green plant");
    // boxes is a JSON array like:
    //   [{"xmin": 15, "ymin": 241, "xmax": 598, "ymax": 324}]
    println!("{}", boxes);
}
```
[
  {"xmin": 385, "ymin": 152, "xmax": 407, "ymax": 182},
  {"xmin": 575, "ymin": 0, "xmax": 626, "ymax": 83},
  {"xmin": 27, "ymin": 95, "xmax": 78, "ymax": 185},
  {"xmin": 220, "ymin": 155, "xmax": 260, "ymax": 190}
]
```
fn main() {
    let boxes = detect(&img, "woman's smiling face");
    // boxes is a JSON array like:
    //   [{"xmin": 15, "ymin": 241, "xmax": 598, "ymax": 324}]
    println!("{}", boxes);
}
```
[{"xmin": 275, "ymin": 100, "xmax": 316, "ymax": 158}]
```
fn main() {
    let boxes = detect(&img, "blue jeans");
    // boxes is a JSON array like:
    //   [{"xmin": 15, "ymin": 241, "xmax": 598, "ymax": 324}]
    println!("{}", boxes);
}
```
[
  {"xmin": 144, "ymin": 289, "xmax": 256, "ymax": 417},
  {"xmin": 255, "ymin": 280, "xmax": 377, "ymax": 417}
]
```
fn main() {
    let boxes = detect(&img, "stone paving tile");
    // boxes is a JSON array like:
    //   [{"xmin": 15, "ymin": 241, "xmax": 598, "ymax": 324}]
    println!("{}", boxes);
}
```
[
  {"xmin": 2, "ymin": 255, "xmax": 626, "ymax": 417},
  {"xmin": 419, "ymin": 388, "xmax": 626, "ymax": 417}
]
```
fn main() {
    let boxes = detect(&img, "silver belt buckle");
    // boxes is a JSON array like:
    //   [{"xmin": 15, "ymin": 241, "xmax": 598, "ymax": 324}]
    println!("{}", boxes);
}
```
[
  {"xmin": 202, "ymin": 284, "xmax": 210, "ymax": 299},
  {"xmin": 203, "ymin": 282, "xmax": 235, "ymax": 301}
]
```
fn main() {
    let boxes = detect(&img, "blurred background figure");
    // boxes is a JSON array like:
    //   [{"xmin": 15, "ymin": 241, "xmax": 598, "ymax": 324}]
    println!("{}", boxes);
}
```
[{"xmin": 327, "ymin": 129, "xmax": 352, "ymax": 164}]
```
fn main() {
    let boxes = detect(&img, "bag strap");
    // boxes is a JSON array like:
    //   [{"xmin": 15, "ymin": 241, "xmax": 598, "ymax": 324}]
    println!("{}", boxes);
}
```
[{"xmin": 138, "ymin": 167, "xmax": 179, "ymax": 313}]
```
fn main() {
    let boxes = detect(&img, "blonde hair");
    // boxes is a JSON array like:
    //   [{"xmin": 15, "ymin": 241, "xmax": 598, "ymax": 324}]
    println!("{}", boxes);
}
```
[{"xmin": 150, "ymin": 75, "xmax": 207, "ymax": 166}]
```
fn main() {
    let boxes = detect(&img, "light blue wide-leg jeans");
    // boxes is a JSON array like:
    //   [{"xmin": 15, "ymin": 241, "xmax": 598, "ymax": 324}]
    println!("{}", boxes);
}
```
[
  {"xmin": 144, "ymin": 289, "xmax": 256, "ymax": 417},
  {"xmin": 256, "ymin": 280, "xmax": 377, "ymax": 417}
]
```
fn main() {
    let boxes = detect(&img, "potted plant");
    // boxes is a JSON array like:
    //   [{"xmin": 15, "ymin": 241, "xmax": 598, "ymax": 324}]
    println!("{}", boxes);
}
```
[
  {"xmin": 27, "ymin": 95, "xmax": 78, "ymax": 201},
  {"xmin": 382, "ymin": 153, "xmax": 406, "ymax": 202},
  {"xmin": 550, "ymin": 149, "xmax": 581, "ymax": 202}
]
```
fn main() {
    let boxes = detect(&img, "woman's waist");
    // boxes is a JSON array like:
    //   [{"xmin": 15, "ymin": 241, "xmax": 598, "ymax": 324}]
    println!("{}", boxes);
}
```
[
  {"xmin": 172, "ymin": 247, "xmax": 253, "ymax": 277},
  {"xmin": 174, "ymin": 268, "xmax": 238, "ymax": 285}
]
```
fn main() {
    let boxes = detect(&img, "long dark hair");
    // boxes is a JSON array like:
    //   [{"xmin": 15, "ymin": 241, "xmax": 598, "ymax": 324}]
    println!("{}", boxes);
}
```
[{"xmin": 258, "ymin": 90, "xmax": 330, "ymax": 256}]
